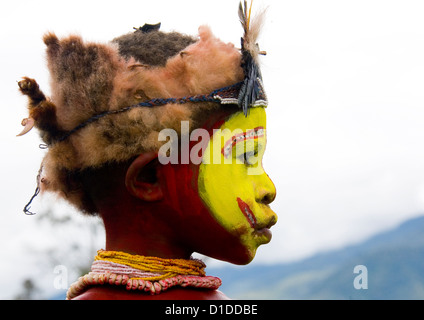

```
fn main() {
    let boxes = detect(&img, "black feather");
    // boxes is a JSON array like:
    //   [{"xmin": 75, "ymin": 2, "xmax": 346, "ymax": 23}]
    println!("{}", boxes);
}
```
[
  {"xmin": 134, "ymin": 23, "xmax": 161, "ymax": 33},
  {"xmin": 237, "ymin": 1, "xmax": 263, "ymax": 117},
  {"xmin": 238, "ymin": 38, "xmax": 262, "ymax": 117}
]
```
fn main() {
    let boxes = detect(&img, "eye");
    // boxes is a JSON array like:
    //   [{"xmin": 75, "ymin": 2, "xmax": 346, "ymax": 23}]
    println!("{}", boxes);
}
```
[{"xmin": 237, "ymin": 150, "xmax": 259, "ymax": 166}]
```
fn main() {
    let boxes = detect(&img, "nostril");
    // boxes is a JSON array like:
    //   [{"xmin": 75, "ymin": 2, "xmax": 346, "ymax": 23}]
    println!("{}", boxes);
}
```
[
  {"xmin": 260, "ymin": 192, "xmax": 276, "ymax": 205},
  {"xmin": 254, "ymin": 178, "xmax": 277, "ymax": 205}
]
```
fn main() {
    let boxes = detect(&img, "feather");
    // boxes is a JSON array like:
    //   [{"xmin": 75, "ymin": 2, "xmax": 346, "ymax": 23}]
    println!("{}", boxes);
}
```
[
  {"xmin": 238, "ymin": 1, "xmax": 245, "ymax": 26},
  {"xmin": 134, "ymin": 23, "xmax": 161, "ymax": 33},
  {"xmin": 237, "ymin": 0, "xmax": 266, "ymax": 116},
  {"xmin": 238, "ymin": 0, "xmax": 248, "ymax": 35}
]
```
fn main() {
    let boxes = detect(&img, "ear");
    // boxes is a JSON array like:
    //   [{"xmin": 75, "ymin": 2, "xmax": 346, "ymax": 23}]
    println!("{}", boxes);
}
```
[{"xmin": 125, "ymin": 152, "xmax": 163, "ymax": 201}]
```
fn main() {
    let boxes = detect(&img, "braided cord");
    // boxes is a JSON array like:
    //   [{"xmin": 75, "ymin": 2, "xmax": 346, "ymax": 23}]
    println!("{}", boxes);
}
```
[{"xmin": 56, "ymin": 82, "xmax": 243, "ymax": 144}]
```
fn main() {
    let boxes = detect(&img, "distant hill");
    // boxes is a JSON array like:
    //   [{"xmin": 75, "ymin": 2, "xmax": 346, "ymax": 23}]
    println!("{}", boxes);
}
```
[{"xmin": 211, "ymin": 215, "xmax": 424, "ymax": 300}]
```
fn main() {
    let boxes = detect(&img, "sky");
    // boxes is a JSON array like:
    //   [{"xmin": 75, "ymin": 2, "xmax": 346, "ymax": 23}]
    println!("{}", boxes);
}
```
[{"xmin": 1, "ymin": 0, "xmax": 424, "ymax": 299}]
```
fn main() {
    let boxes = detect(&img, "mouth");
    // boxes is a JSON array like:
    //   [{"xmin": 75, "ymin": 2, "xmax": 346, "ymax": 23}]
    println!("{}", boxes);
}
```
[{"xmin": 236, "ymin": 197, "xmax": 277, "ymax": 245}]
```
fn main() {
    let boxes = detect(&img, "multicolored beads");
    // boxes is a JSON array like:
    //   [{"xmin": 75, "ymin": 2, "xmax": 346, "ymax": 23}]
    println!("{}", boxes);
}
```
[
  {"xmin": 67, "ymin": 272, "xmax": 222, "ymax": 299},
  {"xmin": 66, "ymin": 256, "xmax": 222, "ymax": 300}
]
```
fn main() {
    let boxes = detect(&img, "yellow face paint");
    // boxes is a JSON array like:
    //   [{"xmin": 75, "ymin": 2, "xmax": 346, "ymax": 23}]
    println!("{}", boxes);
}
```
[{"xmin": 198, "ymin": 107, "xmax": 277, "ymax": 262}]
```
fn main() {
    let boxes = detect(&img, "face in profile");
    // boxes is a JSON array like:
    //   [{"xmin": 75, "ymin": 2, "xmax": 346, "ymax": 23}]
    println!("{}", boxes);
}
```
[
  {"xmin": 198, "ymin": 107, "xmax": 277, "ymax": 261},
  {"xmin": 157, "ymin": 107, "xmax": 277, "ymax": 264}
]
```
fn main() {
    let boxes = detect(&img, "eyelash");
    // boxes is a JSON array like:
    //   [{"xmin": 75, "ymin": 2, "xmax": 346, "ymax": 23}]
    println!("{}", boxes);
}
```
[{"xmin": 237, "ymin": 150, "xmax": 259, "ymax": 166}]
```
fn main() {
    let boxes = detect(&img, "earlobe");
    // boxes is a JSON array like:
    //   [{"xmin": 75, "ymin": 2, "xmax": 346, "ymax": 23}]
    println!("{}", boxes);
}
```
[{"xmin": 125, "ymin": 152, "xmax": 164, "ymax": 201}]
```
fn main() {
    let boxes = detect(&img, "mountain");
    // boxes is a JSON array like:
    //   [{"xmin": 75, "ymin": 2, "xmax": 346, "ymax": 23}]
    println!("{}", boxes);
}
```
[{"xmin": 210, "ymin": 215, "xmax": 424, "ymax": 300}]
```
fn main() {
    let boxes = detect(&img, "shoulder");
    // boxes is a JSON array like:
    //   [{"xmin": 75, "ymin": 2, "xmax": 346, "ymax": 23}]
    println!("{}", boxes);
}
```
[{"xmin": 71, "ymin": 286, "xmax": 230, "ymax": 300}]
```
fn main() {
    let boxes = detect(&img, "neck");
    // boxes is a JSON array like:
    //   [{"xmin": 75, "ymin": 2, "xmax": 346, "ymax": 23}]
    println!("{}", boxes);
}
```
[{"xmin": 100, "ymin": 200, "xmax": 192, "ymax": 259}]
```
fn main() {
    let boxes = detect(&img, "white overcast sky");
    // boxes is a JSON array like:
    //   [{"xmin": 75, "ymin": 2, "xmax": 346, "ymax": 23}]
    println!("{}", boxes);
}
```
[{"xmin": 1, "ymin": 0, "xmax": 424, "ymax": 298}]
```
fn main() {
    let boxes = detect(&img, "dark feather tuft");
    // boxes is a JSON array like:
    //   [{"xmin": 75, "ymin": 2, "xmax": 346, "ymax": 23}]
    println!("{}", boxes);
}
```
[{"xmin": 238, "ymin": 0, "xmax": 264, "ymax": 117}]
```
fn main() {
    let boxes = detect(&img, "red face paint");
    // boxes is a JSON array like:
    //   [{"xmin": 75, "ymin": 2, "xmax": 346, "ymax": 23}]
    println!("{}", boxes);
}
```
[{"xmin": 237, "ymin": 197, "xmax": 257, "ymax": 229}]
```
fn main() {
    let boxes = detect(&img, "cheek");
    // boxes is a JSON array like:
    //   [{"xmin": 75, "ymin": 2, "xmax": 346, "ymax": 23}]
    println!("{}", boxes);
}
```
[
  {"xmin": 160, "ymin": 162, "xmax": 239, "ymax": 229},
  {"xmin": 159, "ymin": 163, "xmax": 203, "ymax": 216},
  {"xmin": 160, "ymin": 163, "xmax": 253, "ymax": 264},
  {"xmin": 198, "ymin": 163, "xmax": 251, "ymax": 231}
]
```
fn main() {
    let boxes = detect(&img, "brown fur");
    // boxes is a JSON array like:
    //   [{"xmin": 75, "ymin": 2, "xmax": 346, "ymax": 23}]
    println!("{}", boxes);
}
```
[
  {"xmin": 113, "ymin": 30, "xmax": 197, "ymax": 66},
  {"xmin": 128, "ymin": 26, "xmax": 244, "ymax": 98},
  {"xmin": 43, "ymin": 32, "xmax": 125, "ymax": 131}
]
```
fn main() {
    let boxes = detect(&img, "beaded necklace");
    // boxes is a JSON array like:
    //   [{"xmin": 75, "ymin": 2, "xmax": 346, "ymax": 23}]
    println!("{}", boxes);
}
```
[{"xmin": 66, "ymin": 250, "xmax": 221, "ymax": 299}]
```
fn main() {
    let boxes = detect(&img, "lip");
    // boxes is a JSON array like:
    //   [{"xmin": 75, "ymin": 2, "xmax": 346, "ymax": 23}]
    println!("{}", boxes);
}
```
[
  {"xmin": 254, "ymin": 208, "xmax": 277, "ymax": 242},
  {"xmin": 253, "ymin": 228, "xmax": 273, "ymax": 241}
]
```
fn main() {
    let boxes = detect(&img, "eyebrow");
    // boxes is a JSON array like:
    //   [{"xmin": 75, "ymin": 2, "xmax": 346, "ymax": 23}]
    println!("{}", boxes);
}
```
[{"xmin": 221, "ymin": 127, "xmax": 265, "ymax": 158}]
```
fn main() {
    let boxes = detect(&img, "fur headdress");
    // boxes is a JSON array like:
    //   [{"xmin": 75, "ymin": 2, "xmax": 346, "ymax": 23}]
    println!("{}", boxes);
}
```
[{"xmin": 18, "ymin": 1, "xmax": 267, "ymax": 214}]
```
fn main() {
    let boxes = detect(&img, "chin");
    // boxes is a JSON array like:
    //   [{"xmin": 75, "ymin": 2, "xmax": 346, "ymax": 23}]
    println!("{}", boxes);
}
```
[
  {"xmin": 234, "ymin": 250, "xmax": 257, "ymax": 265},
  {"xmin": 224, "ymin": 246, "xmax": 258, "ymax": 266}
]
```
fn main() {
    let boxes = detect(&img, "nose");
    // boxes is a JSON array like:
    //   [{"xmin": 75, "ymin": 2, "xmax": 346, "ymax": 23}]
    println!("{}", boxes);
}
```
[{"xmin": 254, "ymin": 173, "xmax": 276, "ymax": 205}]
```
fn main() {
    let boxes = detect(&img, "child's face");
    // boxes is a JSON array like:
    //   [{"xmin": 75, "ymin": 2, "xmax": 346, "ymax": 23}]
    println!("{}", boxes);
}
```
[
  {"xmin": 198, "ymin": 107, "xmax": 277, "ymax": 261},
  {"xmin": 159, "ymin": 107, "xmax": 277, "ymax": 264}
]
